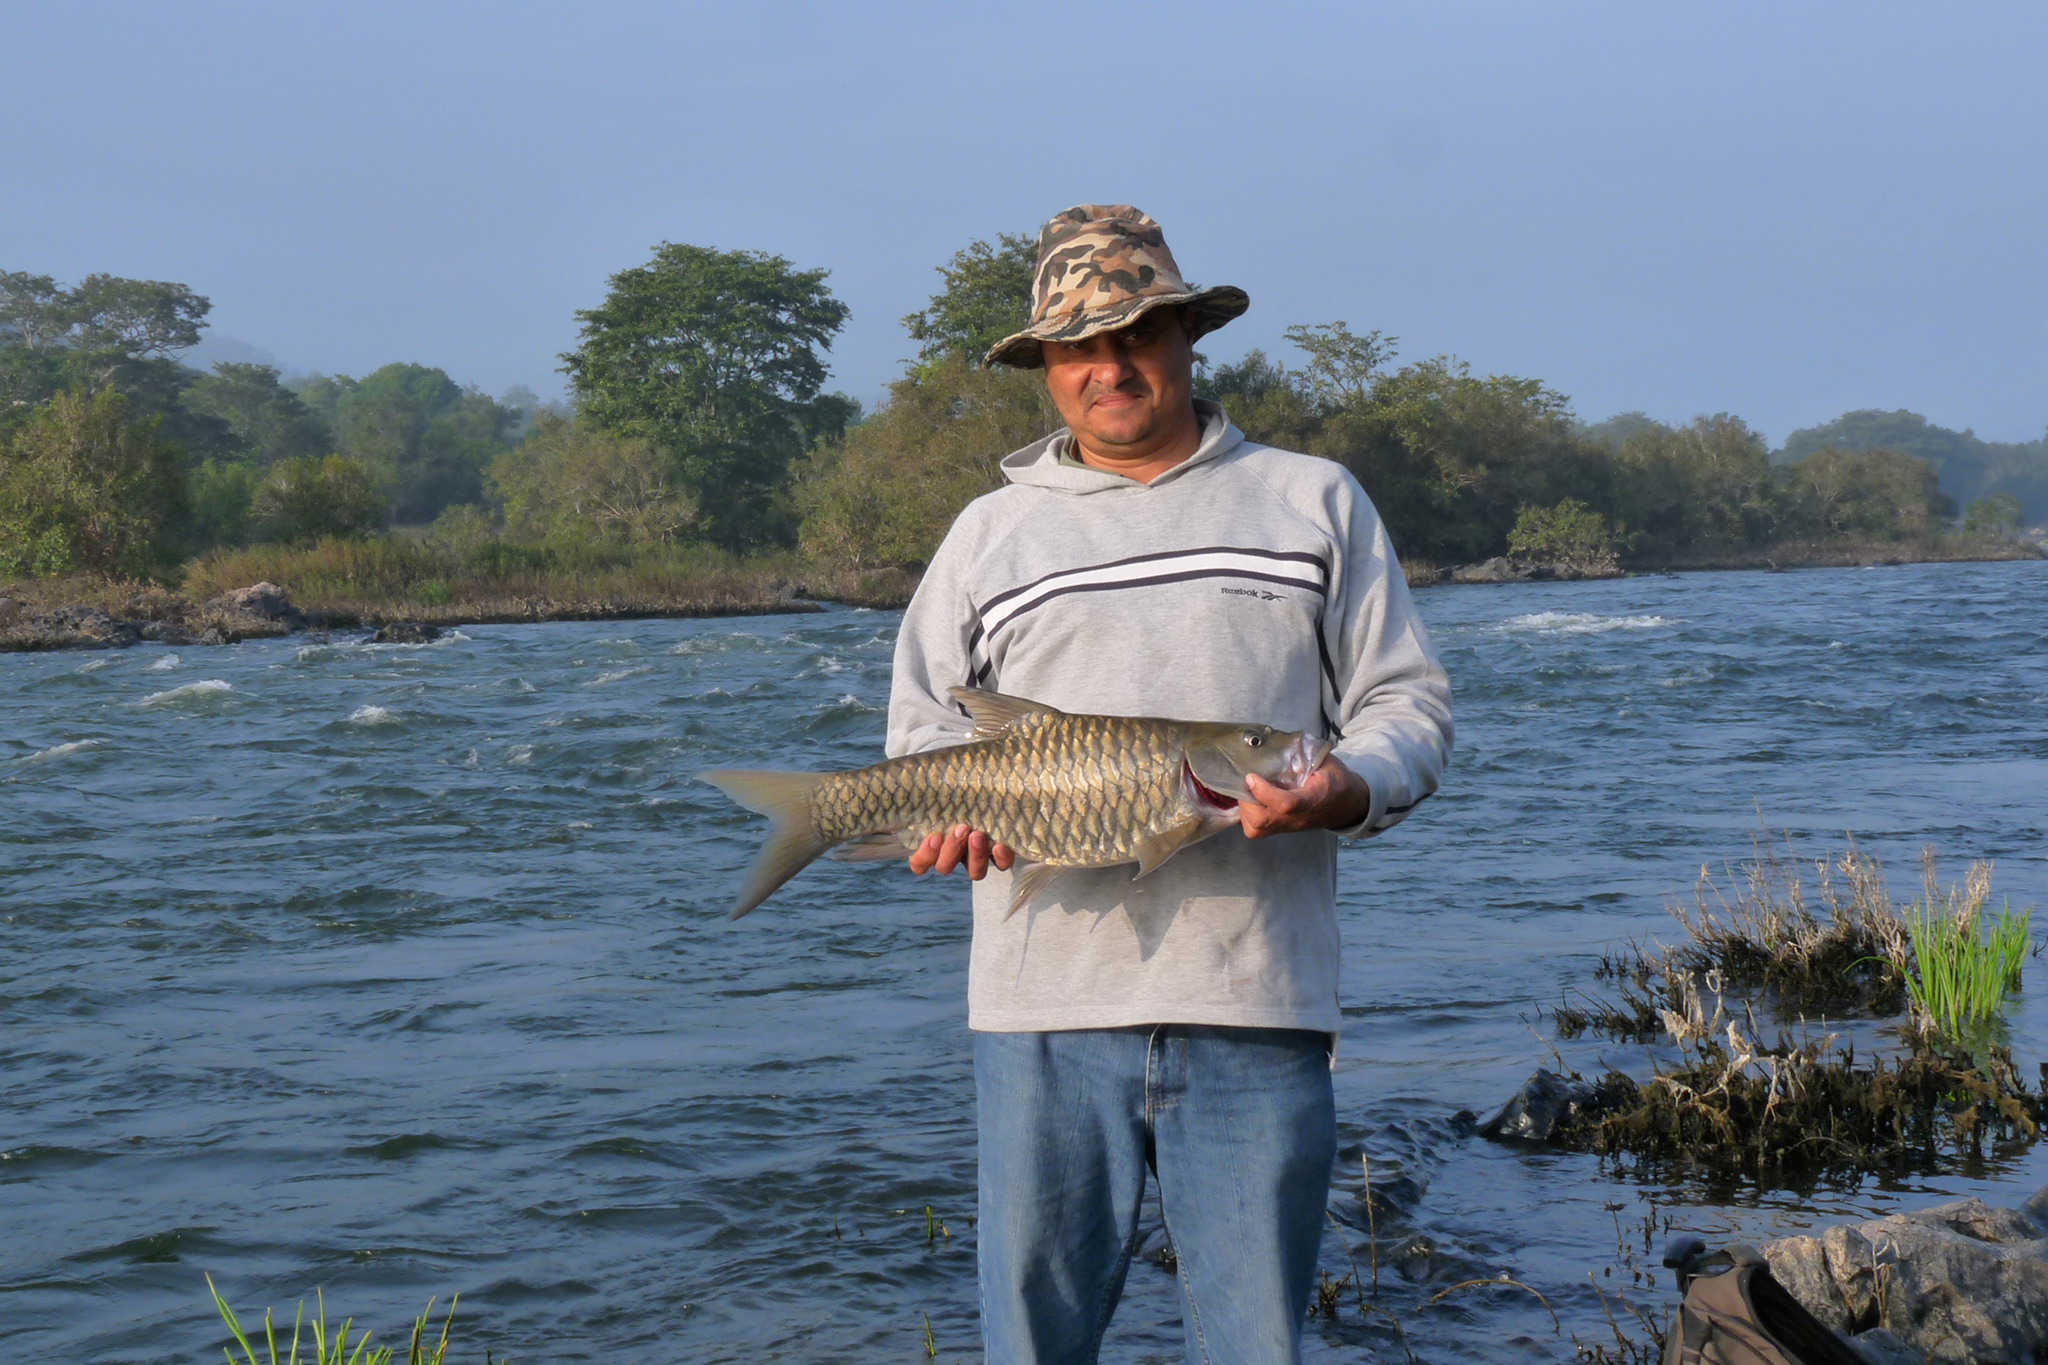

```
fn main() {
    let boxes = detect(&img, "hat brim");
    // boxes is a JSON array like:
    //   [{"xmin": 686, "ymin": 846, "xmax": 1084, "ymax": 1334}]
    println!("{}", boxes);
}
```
[{"xmin": 982, "ymin": 285, "xmax": 1250, "ymax": 369}]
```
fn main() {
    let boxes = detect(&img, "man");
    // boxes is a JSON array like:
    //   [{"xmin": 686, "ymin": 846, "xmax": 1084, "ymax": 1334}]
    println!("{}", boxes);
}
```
[{"xmin": 887, "ymin": 204, "xmax": 1453, "ymax": 1363}]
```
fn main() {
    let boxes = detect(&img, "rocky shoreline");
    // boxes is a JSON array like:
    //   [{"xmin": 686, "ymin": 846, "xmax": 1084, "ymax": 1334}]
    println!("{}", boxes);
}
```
[{"xmin": 1765, "ymin": 1186, "xmax": 2048, "ymax": 1363}]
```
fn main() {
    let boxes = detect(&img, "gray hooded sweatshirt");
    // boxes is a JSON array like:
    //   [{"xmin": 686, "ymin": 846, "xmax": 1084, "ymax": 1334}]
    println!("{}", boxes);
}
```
[{"xmin": 887, "ymin": 401, "xmax": 1453, "ymax": 1034}]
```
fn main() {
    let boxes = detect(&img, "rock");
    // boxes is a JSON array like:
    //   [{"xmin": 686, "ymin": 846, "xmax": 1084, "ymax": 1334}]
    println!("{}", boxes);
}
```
[
  {"xmin": 1847, "ymin": 1328, "xmax": 1924, "ymax": 1364},
  {"xmin": 37, "ymin": 606, "xmax": 141, "ymax": 648},
  {"xmin": 203, "ymin": 582, "xmax": 306, "ymax": 630},
  {"xmin": 368, "ymin": 621, "xmax": 442, "ymax": 644},
  {"xmin": 1762, "ymin": 1188, "xmax": 2048, "ymax": 1363},
  {"xmin": 1478, "ymin": 1068, "xmax": 1630, "ymax": 1143},
  {"xmin": 1451, "ymin": 556, "xmax": 1531, "ymax": 585}
]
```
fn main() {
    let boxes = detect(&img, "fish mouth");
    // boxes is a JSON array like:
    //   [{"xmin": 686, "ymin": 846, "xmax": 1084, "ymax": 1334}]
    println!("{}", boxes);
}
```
[{"xmin": 1183, "ymin": 760, "xmax": 1240, "ymax": 814}]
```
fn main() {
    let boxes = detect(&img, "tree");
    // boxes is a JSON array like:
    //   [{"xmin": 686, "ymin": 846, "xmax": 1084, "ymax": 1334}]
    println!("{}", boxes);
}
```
[
  {"xmin": 489, "ymin": 412, "xmax": 698, "ymax": 548},
  {"xmin": 1507, "ymin": 498, "xmax": 1617, "ymax": 572},
  {"xmin": 562, "ymin": 242, "xmax": 850, "ymax": 551},
  {"xmin": 901, "ymin": 232, "xmax": 1037, "ymax": 371},
  {"xmin": 1613, "ymin": 415, "xmax": 1775, "ymax": 550},
  {"xmin": 321, "ymin": 364, "xmax": 517, "ymax": 524},
  {"xmin": 249, "ymin": 455, "xmax": 386, "ymax": 543},
  {"xmin": 1963, "ymin": 492, "xmax": 2024, "ymax": 536},
  {"xmin": 0, "ymin": 388, "xmax": 185, "ymax": 577},
  {"xmin": 1282, "ymin": 322, "xmax": 1395, "ymax": 412},
  {"xmin": 797, "ymin": 354, "xmax": 1054, "ymax": 571},
  {"xmin": 184, "ymin": 362, "xmax": 332, "ymax": 466}
]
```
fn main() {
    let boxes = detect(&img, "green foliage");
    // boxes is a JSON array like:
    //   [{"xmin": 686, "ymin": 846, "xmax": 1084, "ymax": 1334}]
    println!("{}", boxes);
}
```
[
  {"xmin": 329, "ymin": 364, "xmax": 513, "ymax": 525},
  {"xmin": 1777, "ymin": 444, "xmax": 1951, "ymax": 540},
  {"xmin": 1, "ymin": 269, "xmax": 211, "ymax": 396},
  {"xmin": 562, "ymin": 242, "xmax": 850, "ymax": 551},
  {"xmin": 1782, "ymin": 408, "xmax": 2048, "ymax": 526},
  {"xmin": 185, "ymin": 363, "xmax": 332, "ymax": 467},
  {"xmin": 901, "ymin": 232, "xmax": 1037, "ymax": 370},
  {"xmin": 207, "ymin": 1273, "xmax": 457, "ymax": 1365},
  {"xmin": 1506, "ymin": 498, "xmax": 1617, "ymax": 569},
  {"xmin": 1612, "ymin": 414, "xmax": 1775, "ymax": 549},
  {"xmin": 250, "ymin": 455, "xmax": 386, "ymax": 544},
  {"xmin": 188, "ymin": 458, "xmax": 261, "ymax": 548},
  {"xmin": 0, "ymin": 388, "xmax": 185, "ymax": 577},
  {"xmin": 490, "ymin": 412, "xmax": 698, "ymax": 548},
  {"xmin": 1964, "ymin": 491, "xmax": 2025, "ymax": 535},
  {"xmin": 796, "ymin": 354, "xmax": 1055, "ymax": 570}
]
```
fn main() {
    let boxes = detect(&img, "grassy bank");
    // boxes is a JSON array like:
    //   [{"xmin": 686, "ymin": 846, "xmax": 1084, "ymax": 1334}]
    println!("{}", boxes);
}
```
[
  {"xmin": 1, "ymin": 529, "xmax": 2039, "ymax": 652},
  {"xmin": 0, "ymin": 538, "xmax": 927, "ymax": 650}
]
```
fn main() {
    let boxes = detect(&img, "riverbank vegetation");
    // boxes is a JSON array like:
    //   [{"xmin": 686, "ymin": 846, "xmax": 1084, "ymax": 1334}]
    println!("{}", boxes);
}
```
[
  {"xmin": 3, "ymin": 250, "xmax": 2043, "ymax": 638},
  {"xmin": 1543, "ymin": 837, "xmax": 2043, "ymax": 1183}
]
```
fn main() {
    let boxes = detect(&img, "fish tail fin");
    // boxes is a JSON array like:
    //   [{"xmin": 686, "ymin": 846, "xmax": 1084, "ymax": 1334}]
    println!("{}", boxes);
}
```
[{"xmin": 700, "ymin": 770, "xmax": 832, "ymax": 920}]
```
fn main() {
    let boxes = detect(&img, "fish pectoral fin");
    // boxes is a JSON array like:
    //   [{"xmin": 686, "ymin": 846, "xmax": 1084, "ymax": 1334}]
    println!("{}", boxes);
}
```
[
  {"xmin": 1131, "ymin": 818, "xmax": 1211, "ymax": 880},
  {"xmin": 947, "ymin": 687, "xmax": 1061, "ymax": 740},
  {"xmin": 1002, "ymin": 863, "xmax": 1062, "ymax": 920},
  {"xmin": 831, "ymin": 832, "xmax": 920, "ymax": 862}
]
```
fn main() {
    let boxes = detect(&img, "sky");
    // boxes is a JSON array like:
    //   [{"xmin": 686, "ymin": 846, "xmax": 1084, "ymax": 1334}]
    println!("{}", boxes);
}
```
[{"xmin": 5, "ymin": 0, "xmax": 2044, "ymax": 447}]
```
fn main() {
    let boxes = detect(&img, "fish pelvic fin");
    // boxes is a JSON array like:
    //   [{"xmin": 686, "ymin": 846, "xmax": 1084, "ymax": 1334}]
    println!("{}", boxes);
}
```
[
  {"xmin": 700, "ymin": 769, "xmax": 831, "ymax": 920},
  {"xmin": 1002, "ymin": 863, "xmax": 1062, "ymax": 921},
  {"xmin": 947, "ymin": 686, "xmax": 1062, "ymax": 740},
  {"xmin": 1131, "ymin": 817, "xmax": 1217, "ymax": 879}
]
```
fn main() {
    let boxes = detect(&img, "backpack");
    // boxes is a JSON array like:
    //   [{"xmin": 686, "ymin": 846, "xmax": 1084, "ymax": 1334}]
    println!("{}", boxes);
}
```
[{"xmin": 1660, "ymin": 1239, "xmax": 1866, "ymax": 1365}]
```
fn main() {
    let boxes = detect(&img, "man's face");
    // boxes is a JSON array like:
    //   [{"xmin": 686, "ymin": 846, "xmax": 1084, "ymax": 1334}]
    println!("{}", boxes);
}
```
[{"xmin": 1040, "ymin": 307, "xmax": 1198, "ymax": 466}]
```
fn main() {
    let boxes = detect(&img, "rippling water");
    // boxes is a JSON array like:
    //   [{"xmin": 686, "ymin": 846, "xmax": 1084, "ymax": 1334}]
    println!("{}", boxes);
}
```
[{"xmin": 4, "ymin": 561, "xmax": 2044, "ymax": 1362}]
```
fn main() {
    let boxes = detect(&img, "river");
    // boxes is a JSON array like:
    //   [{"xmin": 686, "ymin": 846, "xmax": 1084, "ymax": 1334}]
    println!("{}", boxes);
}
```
[{"xmin": 3, "ymin": 559, "xmax": 2044, "ymax": 1362}]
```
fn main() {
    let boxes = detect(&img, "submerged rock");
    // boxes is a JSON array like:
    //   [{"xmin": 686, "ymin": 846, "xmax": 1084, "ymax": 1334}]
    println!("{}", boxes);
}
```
[
  {"xmin": 1764, "ymin": 1187, "xmax": 2048, "ymax": 1363},
  {"xmin": 368, "ymin": 621, "xmax": 442, "ymax": 644},
  {"xmin": 1477, "ymin": 1067, "xmax": 1632, "ymax": 1143}
]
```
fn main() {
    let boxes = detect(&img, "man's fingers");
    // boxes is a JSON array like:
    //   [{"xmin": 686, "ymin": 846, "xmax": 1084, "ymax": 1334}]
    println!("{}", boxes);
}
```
[{"xmin": 912, "ymin": 829, "xmax": 1016, "ymax": 876}]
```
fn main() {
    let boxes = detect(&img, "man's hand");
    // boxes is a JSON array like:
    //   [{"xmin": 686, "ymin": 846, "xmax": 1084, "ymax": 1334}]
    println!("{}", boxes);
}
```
[
  {"xmin": 1240, "ymin": 758, "xmax": 1371, "ymax": 839},
  {"xmin": 909, "ymin": 825, "xmax": 1018, "ymax": 880}
]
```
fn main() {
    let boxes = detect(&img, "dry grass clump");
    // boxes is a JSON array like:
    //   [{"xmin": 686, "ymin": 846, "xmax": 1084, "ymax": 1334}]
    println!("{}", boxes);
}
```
[
  {"xmin": 1559, "ymin": 833, "xmax": 1909, "ymax": 1042},
  {"xmin": 183, "ymin": 537, "xmax": 833, "ymax": 624}
]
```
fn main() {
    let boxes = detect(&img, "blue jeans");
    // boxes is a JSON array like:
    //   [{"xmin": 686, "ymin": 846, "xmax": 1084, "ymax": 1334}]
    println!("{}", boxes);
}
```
[{"xmin": 973, "ymin": 1025, "xmax": 1337, "ymax": 1364}]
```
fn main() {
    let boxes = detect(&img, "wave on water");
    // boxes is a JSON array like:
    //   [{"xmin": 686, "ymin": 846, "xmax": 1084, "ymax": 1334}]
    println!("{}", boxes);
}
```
[
  {"xmin": 145, "ymin": 654, "xmax": 179, "ymax": 672},
  {"xmin": 804, "ymin": 694, "xmax": 884, "ymax": 736},
  {"xmin": 138, "ymin": 679, "xmax": 234, "ymax": 708},
  {"xmin": 588, "ymin": 665, "xmax": 653, "ymax": 687},
  {"xmin": 1499, "ymin": 611, "xmax": 1672, "ymax": 636},
  {"xmin": 668, "ymin": 633, "xmax": 773, "ymax": 658},
  {"xmin": 19, "ymin": 738, "xmax": 107, "ymax": 764},
  {"xmin": 76, "ymin": 657, "xmax": 113, "ymax": 673},
  {"xmin": 346, "ymin": 705, "xmax": 401, "ymax": 727}
]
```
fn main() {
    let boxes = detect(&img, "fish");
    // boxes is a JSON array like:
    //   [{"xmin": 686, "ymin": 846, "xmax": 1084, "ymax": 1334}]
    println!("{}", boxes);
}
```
[{"xmin": 700, "ymin": 686, "xmax": 1331, "ymax": 920}]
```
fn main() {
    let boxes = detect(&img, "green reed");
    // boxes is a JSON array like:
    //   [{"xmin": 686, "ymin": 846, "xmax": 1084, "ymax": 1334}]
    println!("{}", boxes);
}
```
[
  {"xmin": 1902, "ymin": 892, "xmax": 2032, "ymax": 1040},
  {"xmin": 206, "ymin": 1274, "xmax": 458, "ymax": 1365}
]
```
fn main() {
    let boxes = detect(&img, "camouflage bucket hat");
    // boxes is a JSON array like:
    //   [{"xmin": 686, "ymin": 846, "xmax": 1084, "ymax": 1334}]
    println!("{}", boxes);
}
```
[{"xmin": 983, "ymin": 204, "xmax": 1250, "ymax": 369}]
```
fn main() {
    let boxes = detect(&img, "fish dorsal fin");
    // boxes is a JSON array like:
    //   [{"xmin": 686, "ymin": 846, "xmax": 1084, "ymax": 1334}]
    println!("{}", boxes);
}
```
[{"xmin": 947, "ymin": 687, "xmax": 1061, "ymax": 740}]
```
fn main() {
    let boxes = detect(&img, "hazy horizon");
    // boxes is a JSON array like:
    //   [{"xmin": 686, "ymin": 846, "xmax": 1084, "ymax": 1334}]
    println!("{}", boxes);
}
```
[{"xmin": 6, "ymin": 2, "xmax": 2043, "ymax": 448}]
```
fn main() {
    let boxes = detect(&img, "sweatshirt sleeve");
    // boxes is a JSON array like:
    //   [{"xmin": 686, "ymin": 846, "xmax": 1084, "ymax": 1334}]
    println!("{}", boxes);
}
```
[
  {"xmin": 1322, "ymin": 477, "xmax": 1454, "ymax": 837},
  {"xmin": 886, "ymin": 503, "xmax": 987, "ymax": 759}
]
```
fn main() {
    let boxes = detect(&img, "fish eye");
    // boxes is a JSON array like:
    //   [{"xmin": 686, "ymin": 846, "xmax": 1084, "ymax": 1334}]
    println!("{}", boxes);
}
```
[{"xmin": 1242, "ymin": 730, "xmax": 1264, "ymax": 748}]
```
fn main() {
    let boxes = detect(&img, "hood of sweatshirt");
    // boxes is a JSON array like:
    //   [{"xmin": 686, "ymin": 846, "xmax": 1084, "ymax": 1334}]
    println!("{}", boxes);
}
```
[{"xmin": 999, "ymin": 399, "xmax": 1246, "ymax": 495}]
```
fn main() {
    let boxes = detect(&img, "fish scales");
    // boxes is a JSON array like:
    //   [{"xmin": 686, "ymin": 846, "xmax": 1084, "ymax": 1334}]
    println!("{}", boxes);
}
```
[
  {"xmin": 700, "ymin": 688, "xmax": 1330, "ymax": 919},
  {"xmin": 809, "ymin": 711, "xmax": 1181, "ymax": 865}
]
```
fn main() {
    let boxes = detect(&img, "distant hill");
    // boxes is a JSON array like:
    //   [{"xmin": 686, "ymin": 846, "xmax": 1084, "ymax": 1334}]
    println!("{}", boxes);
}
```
[
  {"xmin": 1777, "ymin": 409, "xmax": 2048, "ymax": 526},
  {"xmin": 177, "ymin": 334, "xmax": 283, "ymax": 374}
]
